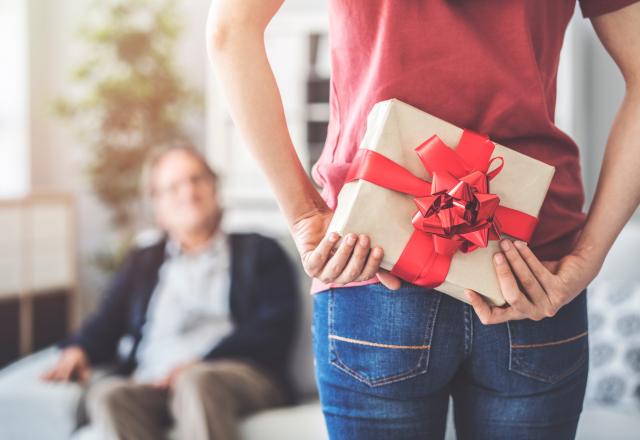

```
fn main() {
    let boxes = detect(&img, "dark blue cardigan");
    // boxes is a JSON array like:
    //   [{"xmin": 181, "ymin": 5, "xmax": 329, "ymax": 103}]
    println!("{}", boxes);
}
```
[{"xmin": 59, "ymin": 232, "xmax": 299, "ymax": 404}]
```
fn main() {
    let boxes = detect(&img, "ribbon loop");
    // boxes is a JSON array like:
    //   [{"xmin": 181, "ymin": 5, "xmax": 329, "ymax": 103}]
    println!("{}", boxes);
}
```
[{"xmin": 486, "ymin": 156, "xmax": 504, "ymax": 181}]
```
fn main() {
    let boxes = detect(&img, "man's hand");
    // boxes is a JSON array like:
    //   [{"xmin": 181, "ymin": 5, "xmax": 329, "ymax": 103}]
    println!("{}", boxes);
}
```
[
  {"xmin": 465, "ymin": 238, "xmax": 598, "ymax": 325},
  {"xmin": 152, "ymin": 361, "xmax": 198, "ymax": 391},
  {"xmin": 41, "ymin": 346, "xmax": 91, "ymax": 384},
  {"xmin": 291, "ymin": 208, "xmax": 402, "ymax": 290}
]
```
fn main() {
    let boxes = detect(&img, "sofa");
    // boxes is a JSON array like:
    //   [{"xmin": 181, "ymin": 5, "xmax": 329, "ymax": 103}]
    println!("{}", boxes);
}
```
[{"xmin": 1, "ymin": 223, "xmax": 639, "ymax": 439}]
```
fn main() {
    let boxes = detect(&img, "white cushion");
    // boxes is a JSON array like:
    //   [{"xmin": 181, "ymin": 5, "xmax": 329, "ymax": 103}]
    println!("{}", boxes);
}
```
[
  {"xmin": 584, "ymin": 279, "xmax": 640, "ymax": 410},
  {"xmin": 0, "ymin": 348, "xmax": 84, "ymax": 440},
  {"xmin": 577, "ymin": 405, "xmax": 640, "ymax": 440}
]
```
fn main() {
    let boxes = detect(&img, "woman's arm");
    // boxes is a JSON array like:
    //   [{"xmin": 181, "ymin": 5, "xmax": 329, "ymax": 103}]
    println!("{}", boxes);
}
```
[
  {"xmin": 573, "ymin": 2, "xmax": 640, "ymax": 266},
  {"xmin": 466, "ymin": 2, "xmax": 640, "ymax": 323},
  {"xmin": 206, "ymin": 0, "xmax": 394, "ymax": 287},
  {"xmin": 206, "ymin": 0, "xmax": 322, "ymax": 226}
]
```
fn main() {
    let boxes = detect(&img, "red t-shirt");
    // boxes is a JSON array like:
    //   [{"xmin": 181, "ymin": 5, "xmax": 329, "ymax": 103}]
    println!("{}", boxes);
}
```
[{"xmin": 310, "ymin": 0, "xmax": 639, "ymax": 295}]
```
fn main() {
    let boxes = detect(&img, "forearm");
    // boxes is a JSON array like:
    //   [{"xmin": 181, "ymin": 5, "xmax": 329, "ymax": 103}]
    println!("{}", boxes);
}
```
[
  {"xmin": 573, "ymin": 84, "xmax": 640, "ymax": 271},
  {"xmin": 206, "ymin": 14, "xmax": 329, "ymax": 229}
]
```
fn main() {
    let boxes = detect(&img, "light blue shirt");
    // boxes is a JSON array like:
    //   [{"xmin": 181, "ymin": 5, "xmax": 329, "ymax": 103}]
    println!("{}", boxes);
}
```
[{"xmin": 133, "ymin": 229, "xmax": 233, "ymax": 382}]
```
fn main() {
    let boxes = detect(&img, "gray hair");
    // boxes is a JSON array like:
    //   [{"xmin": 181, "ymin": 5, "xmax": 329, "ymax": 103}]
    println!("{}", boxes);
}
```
[{"xmin": 140, "ymin": 145, "xmax": 219, "ymax": 199}]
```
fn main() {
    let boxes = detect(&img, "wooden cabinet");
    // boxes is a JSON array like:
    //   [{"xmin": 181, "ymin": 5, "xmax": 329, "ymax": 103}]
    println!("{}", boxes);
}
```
[
  {"xmin": 0, "ymin": 194, "xmax": 77, "ymax": 367},
  {"xmin": 0, "ymin": 298, "xmax": 20, "ymax": 367}
]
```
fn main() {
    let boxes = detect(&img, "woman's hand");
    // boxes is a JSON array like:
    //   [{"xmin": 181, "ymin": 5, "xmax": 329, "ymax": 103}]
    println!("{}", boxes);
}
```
[
  {"xmin": 291, "ymin": 208, "xmax": 402, "ymax": 289},
  {"xmin": 465, "ymin": 238, "xmax": 600, "ymax": 324}
]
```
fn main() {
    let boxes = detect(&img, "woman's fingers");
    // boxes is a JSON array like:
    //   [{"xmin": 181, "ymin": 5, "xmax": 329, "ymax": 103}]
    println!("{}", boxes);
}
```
[
  {"xmin": 339, "ymin": 236, "xmax": 387, "ymax": 283},
  {"xmin": 512, "ymin": 240, "xmax": 552, "ymax": 284},
  {"xmin": 318, "ymin": 233, "xmax": 359, "ymax": 283},
  {"xmin": 468, "ymin": 239, "xmax": 561, "ymax": 324},
  {"xmin": 512, "ymin": 240, "xmax": 558, "ymax": 317},
  {"xmin": 499, "ymin": 239, "xmax": 550, "ymax": 320},
  {"xmin": 492, "ymin": 247, "xmax": 537, "ymax": 317},
  {"xmin": 332, "ymin": 234, "xmax": 371, "ymax": 284},
  {"xmin": 376, "ymin": 269, "xmax": 402, "ymax": 290},
  {"xmin": 304, "ymin": 231, "xmax": 340, "ymax": 278},
  {"xmin": 310, "ymin": 231, "xmax": 386, "ymax": 284},
  {"xmin": 356, "ymin": 246, "xmax": 384, "ymax": 282},
  {"xmin": 344, "ymin": 235, "xmax": 386, "ymax": 283},
  {"xmin": 465, "ymin": 289, "xmax": 526, "ymax": 324}
]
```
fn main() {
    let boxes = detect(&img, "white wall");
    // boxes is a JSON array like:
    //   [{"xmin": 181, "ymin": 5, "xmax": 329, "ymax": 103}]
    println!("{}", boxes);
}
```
[{"xmin": 0, "ymin": 0, "xmax": 30, "ymax": 197}]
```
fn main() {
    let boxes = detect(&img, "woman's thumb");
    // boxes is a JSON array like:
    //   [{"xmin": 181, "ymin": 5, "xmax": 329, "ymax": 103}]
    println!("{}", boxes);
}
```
[{"xmin": 376, "ymin": 270, "xmax": 402, "ymax": 290}]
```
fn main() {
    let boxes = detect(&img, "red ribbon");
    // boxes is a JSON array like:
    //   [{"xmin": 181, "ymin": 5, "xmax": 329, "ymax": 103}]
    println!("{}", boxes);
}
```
[{"xmin": 344, "ymin": 129, "xmax": 539, "ymax": 288}]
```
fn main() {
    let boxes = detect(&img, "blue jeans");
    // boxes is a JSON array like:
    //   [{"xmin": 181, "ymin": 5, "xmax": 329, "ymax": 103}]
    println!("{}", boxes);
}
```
[{"xmin": 312, "ymin": 280, "xmax": 589, "ymax": 439}]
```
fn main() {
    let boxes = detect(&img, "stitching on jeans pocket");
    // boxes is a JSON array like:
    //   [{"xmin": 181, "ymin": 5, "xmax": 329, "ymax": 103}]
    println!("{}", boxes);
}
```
[
  {"xmin": 507, "ymin": 328, "xmax": 589, "ymax": 384},
  {"xmin": 328, "ymin": 284, "xmax": 441, "ymax": 387},
  {"xmin": 329, "ymin": 334, "xmax": 432, "ymax": 350},
  {"xmin": 510, "ymin": 330, "xmax": 588, "ymax": 349},
  {"xmin": 507, "ymin": 290, "xmax": 589, "ymax": 384}
]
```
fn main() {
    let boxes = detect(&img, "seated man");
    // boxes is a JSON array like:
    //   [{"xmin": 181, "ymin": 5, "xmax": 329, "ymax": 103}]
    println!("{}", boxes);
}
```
[{"xmin": 41, "ymin": 146, "xmax": 299, "ymax": 440}]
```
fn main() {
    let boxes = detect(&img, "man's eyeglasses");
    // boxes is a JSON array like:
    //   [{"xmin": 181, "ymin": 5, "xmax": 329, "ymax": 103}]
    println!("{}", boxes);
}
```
[{"xmin": 153, "ymin": 172, "xmax": 215, "ymax": 198}]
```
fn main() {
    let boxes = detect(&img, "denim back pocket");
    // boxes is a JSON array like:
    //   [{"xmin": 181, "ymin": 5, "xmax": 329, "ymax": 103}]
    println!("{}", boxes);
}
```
[
  {"xmin": 507, "ymin": 289, "xmax": 589, "ymax": 384},
  {"xmin": 328, "ymin": 281, "xmax": 441, "ymax": 387}
]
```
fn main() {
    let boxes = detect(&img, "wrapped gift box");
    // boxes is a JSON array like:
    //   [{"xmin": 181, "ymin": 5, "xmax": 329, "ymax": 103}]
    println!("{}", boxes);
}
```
[{"xmin": 327, "ymin": 98, "xmax": 555, "ymax": 306}]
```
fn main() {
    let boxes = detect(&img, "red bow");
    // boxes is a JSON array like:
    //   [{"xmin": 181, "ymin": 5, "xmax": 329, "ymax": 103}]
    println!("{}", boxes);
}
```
[
  {"xmin": 413, "ymin": 169, "xmax": 501, "ymax": 251},
  {"xmin": 344, "ymin": 129, "xmax": 538, "ymax": 288}
]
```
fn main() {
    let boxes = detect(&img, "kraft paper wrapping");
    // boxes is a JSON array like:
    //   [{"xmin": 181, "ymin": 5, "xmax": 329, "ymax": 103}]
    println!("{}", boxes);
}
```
[{"xmin": 327, "ymin": 98, "xmax": 555, "ymax": 306}]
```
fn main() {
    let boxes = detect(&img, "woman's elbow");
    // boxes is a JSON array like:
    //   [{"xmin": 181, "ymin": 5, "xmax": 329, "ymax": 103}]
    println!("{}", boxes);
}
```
[
  {"xmin": 207, "ymin": 21, "xmax": 265, "ymax": 62},
  {"xmin": 206, "ymin": 1, "xmax": 281, "ymax": 55},
  {"xmin": 207, "ymin": 20, "xmax": 233, "ymax": 56},
  {"xmin": 624, "ymin": 71, "xmax": 640, "ymax": 96}
]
